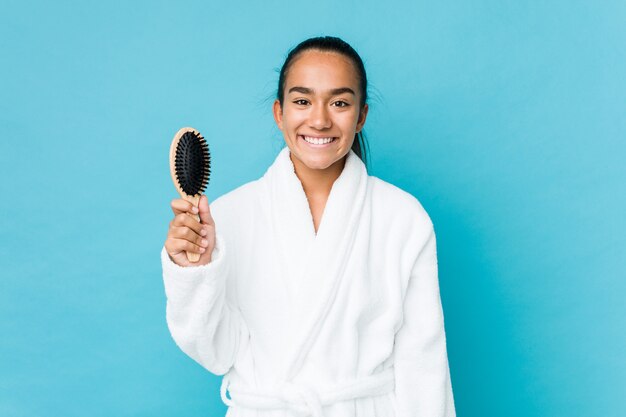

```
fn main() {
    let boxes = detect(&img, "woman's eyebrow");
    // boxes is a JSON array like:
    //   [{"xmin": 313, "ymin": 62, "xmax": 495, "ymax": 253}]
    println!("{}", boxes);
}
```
[{"xmin": 288, "ymin": 86, "xmax": 355, "ymax": 96}]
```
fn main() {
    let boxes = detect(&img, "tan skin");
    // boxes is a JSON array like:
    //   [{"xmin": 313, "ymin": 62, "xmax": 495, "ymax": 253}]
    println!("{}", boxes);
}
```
[{"xmin": 165, "ymin": 50, "xmax": 369, "ymax": 266}]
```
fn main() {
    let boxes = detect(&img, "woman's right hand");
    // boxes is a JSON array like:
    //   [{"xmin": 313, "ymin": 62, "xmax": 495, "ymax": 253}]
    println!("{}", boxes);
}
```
[{"xmin": 165, "ymin": 195, "xmax": 216, "ymax": 267}]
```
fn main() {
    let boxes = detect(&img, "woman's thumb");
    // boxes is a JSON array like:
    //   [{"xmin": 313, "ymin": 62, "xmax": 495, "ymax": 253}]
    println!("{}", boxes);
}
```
[{"xmin": 198, "ymin": 195, "xmax": 214, "ymax": 225}]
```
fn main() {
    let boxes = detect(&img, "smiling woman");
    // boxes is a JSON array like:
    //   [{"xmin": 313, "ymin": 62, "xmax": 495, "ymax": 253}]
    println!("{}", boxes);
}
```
[{"xmin": 162, "ymin": 36, "xmax": 456, "ymax": 417}]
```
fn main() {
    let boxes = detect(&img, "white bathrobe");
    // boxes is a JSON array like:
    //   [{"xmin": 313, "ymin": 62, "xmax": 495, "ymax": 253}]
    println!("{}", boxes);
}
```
[{"xmin": 161, "ymin": 146, "xmax": 456, "ymax": 417}]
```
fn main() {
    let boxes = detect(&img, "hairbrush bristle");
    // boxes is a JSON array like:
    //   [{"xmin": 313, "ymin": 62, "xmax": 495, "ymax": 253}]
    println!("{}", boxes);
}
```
[{"xmin": 174, "ymin": 131, "xmax": 211, "ymax": 196}]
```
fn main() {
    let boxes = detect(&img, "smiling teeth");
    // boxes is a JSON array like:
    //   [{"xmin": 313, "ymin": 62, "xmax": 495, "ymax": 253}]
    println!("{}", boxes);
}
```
[{"xmin": 303, "ymin": 136, "xmax": 335, "ymax": 145}]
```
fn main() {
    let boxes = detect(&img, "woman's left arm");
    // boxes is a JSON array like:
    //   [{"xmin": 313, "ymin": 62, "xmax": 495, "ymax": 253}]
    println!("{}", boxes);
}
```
[{"xmin": 393, "ymin": 226, "xmax": 456, "ymax": 417}]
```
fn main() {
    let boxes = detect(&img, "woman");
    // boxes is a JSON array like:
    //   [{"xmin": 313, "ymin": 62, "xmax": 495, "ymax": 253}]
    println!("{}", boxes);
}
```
[{"xmin": 162, "ymin": 36, "xmax": 456, "ymax": 417}]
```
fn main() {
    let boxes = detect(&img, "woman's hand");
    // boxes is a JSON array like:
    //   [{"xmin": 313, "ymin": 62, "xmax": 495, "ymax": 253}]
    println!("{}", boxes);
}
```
[{"xmin": 165, "ymin": 195, "xmax": 216, "ymax": 267}]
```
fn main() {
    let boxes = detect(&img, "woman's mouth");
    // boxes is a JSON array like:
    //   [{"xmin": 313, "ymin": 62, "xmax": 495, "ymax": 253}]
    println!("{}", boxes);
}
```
[{"xmin": 299, "ymin": 135, "xmax": 338, "ymax": 146}]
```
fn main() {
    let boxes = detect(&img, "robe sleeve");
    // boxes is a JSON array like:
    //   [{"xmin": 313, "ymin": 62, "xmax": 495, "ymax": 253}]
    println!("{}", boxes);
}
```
[
  {"xmin": 160, "ymin": 233, "xmax": 247, "ymax": 375},
  {"xmin": 393, "ymin": 226, "xmax": 456, "ymax": 417}
]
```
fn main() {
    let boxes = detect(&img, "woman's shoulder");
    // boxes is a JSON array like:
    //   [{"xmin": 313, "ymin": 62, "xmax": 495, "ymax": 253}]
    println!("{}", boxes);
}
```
[
  {"xmin": 208, "ymin": 179, "xmax": 263, "ymax": 220},
  {"xmin": 204, "ymin": 179, "xmax": 265, "ymax": 249},
  {"xmin": 212, "ymin": 179, "xmax": 260, "ymax": 203},
  {"xmin": 368, "ymin": 175, "xmax": 434, "ymax": 232}
]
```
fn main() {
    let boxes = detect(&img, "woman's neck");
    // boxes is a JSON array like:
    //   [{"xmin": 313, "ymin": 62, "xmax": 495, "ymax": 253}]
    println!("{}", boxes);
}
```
[
  {"xmin": 290, "ymin": 153, "xmax": 346, "ymax": 234},
  {"xmin": 290, "ymin": 154, "xmax": 346, "ymax": 200}
]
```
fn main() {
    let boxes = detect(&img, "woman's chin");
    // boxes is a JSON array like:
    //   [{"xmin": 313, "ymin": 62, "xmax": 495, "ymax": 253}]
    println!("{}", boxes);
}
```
[{"xmin": 302, "ymin": 154, "xmax": 347, "ymax": 173}]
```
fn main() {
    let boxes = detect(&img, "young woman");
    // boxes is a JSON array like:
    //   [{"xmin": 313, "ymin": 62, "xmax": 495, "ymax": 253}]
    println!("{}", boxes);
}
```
[{"xmin": 162, "ymin": 36, "xmax": 456, "ymax": 417}]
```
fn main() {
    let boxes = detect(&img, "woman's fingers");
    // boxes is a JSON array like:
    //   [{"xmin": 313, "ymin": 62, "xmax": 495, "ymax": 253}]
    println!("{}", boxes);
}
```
[
  {"xmin": 170, "ymin": 212, "xmax": 205, "ymax": 236},
  {"xmin": 169, "ymin": 224, "xmax": 211, "ymax": 247},
  {"xmin": 171, "ymin": 196, "xmax": 214, "ymax": 227},
  {"xmin": 165, "ymin": 237, "xmax": 206, "ymax": 256},
  {"xmin": 171, "ymin": 198, "xmax": 199, "ymax": 215}
]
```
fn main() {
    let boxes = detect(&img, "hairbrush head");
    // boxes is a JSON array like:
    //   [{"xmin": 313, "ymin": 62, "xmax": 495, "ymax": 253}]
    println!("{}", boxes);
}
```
[{"xmin": 169, "ymin": 127, "xmax": 211, "ymax": 198}]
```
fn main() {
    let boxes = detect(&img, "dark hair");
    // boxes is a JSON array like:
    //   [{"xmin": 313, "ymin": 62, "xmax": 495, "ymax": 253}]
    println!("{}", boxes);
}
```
[{"xmin": 276, "ymin": 36, "xmax": 370, "ymax": 168}]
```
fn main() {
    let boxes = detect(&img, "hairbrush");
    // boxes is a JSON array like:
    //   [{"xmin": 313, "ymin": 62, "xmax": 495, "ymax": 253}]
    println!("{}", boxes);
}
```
[{"xmin": 169, "ymin": 127, "xmax": 211, "ymax": 262}]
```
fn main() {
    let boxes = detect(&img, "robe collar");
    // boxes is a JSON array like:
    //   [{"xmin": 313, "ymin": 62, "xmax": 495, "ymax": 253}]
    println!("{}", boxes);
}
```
[{"xmin": 262, "ymin": 146, "xmax": 369, "ymax": 381}]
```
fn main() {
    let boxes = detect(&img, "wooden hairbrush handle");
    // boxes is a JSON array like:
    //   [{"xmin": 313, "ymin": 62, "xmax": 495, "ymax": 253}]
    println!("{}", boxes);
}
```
[{"xmin": 182, "ymin": 194, "xmax": 202, "ymax": 263}]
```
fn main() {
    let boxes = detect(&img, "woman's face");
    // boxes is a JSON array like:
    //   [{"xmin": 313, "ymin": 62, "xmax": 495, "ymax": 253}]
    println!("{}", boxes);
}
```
[{"xmin": 273, "ymin": 50, "xmax": 368, "ymax": 173}]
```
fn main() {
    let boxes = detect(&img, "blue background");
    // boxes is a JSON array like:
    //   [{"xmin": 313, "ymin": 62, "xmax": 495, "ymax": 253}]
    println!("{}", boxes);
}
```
[{"xmin": 1, "ymin": 1, "xmax": 624, "ymax": 416}]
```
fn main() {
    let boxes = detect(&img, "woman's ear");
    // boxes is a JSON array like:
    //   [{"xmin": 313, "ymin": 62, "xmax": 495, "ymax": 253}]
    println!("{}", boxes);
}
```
[
  {"xmin": 273, "ymin": 99, "xmax": 284, "ymax": 130},
  {"xmin": 355, "ymin": 103, "xmax": 369, "ymax": 133}
]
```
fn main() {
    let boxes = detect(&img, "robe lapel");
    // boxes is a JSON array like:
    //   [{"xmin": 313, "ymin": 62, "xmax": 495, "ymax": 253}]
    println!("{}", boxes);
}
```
[
  {"xmin": 261, "ymin": 146, "xmax": 369, "ymax": 381},
  {"xmin": 263, "ymin": 147, "xmax": 316, "ymax": 328}
]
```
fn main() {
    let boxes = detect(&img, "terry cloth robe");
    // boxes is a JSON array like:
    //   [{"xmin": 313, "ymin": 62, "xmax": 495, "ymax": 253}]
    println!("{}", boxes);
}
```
[{"xmin": 161, "ymin": 146, "xmax": 456, "ymax": 417}]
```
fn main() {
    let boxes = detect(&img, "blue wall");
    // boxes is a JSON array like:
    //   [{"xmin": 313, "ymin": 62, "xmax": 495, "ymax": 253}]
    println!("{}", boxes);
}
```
[{"xmin": 1, "ymin": 1, "xmax": 624, "ymax": 416}]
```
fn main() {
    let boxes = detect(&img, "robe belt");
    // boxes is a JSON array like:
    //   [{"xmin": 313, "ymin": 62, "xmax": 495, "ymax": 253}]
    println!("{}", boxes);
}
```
[{"xmin": 220, "ymin": 367, "xmax": 395, "ymax": 417}]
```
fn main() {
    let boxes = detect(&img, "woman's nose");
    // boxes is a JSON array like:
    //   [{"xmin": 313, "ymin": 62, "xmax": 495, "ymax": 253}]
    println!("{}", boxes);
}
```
[{"xmin": 309, "ymin": 104, "xmax": 332, "ymax": 130}]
